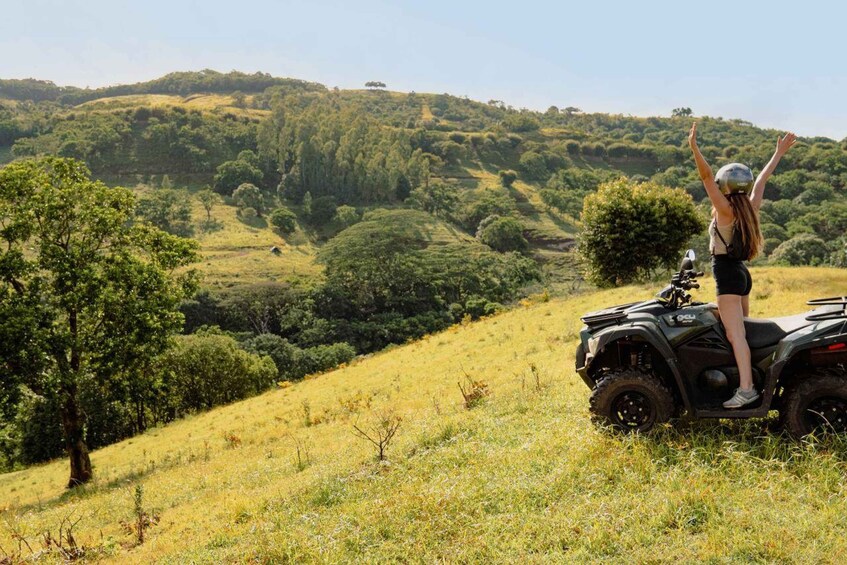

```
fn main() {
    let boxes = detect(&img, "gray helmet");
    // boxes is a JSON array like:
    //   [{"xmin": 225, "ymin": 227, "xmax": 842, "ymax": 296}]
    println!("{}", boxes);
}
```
[{"xmin": 715, "ymin": 163, "xmax": 754, "ymax": 195}]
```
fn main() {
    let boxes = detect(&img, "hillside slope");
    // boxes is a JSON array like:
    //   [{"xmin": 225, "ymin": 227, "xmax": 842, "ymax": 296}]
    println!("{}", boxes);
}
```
[{"xmin": 2, "ymin": 267, "xmax": 847, "ymax": 563}]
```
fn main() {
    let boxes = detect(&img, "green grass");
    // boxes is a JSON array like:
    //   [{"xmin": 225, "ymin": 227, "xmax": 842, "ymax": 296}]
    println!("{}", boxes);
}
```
[
  {"xmin": 184, "ymin": 193, "xmax": 321, "ymax": 287},
  {"xmin": 3, "ymin": 267, "xmax": 847, "ymax": 563}
]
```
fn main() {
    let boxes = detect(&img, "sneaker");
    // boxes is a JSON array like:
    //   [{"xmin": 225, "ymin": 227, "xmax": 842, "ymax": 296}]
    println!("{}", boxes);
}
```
[{"xmin": 723, "ymin": 387, "xmax": 760, "ymax": 409}]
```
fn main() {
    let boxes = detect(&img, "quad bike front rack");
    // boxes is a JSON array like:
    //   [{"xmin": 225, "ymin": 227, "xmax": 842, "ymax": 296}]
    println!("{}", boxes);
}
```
[{"xmin": 806, "ymin": 296, "xmax": 847, "ymax": 321}]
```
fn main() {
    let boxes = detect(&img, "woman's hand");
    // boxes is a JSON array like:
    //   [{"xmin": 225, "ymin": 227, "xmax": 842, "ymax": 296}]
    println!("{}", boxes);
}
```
[
  {"xmin": 688, "ymin": 122, "xmax": 699, "ymax": 149},
  {"xmin": 776, "ymin": 132, "xmax": 797, "ymax": 156}
]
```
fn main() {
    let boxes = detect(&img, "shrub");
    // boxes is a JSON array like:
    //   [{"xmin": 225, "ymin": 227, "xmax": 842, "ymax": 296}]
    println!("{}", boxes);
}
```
[
  {"xmin": 213, "ymin": 159, "xmax": 263, "ymax": 196},
  {"xmin": 498, "ymin": 169, "xmax": 518, "ymax": 188},
  {"xmin": 459, "ymin": 190, "xmax": 515, "ymax": 232},
  {"xmin": 502, "ymin": 113, "xmax": 540, "ymax": 132},
  {"xmin": 309, "ymin": 195, "xmax": 338, "ymax": 225},
  {"xmin": 243, "ymin": 333, "xmax": 299, "ymax": 379},
  {"xmin": 578, "ymin": 178, "xmax": 704, "ymax": 286},
  {"xmin": 294, "ymin": 342, "xmax": 357, "ymax": 377},
  {"xmin": 269, "ymin": 207, "xmax": 298, "ymax": 233},
  {"xmin": 334, "ymin": 205, "xmax": 360, "ymax": 227},
  {"xmin": 477, "ymin": 216, "xmax": 528, "ymax": 253},
  {"xmin": 233, "ymin": 183, "xmax": 265, "ymax": 216},
  {"xmin": 564, "ymin": 140, "xmax": 581, "ymax": 154},
  {"xmin": 158, "ymin": 333, "xmax": 277, "ymax": 418},
  {"xmin": 769, "ymin": 234, "xmax": 829, "ymax": 265},
  {"xmin": 518, "ymin": 151, "xmax": 549, "ymax": 181}
]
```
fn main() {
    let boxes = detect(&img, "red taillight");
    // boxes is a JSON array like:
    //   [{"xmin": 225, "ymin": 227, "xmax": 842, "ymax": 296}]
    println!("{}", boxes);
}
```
[{"xmin": 827, "ymin": 342, "xmax": 846, "ymax": 351}]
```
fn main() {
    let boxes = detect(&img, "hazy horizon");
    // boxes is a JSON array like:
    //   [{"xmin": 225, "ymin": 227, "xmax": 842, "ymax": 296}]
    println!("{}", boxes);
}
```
[{"xmin": 4, "ymin": 0, "xmax": 847, "ymax": 140}]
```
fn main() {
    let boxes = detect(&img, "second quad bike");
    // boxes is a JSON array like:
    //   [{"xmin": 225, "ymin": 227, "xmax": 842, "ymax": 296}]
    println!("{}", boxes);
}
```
[{"xmin": 576, "ymin": 250, "xmax": 847, "ymax": 438}]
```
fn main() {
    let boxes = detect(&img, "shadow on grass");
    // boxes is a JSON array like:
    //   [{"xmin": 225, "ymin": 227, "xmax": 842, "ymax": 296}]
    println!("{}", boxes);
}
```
[
  {"xmin": 237, "ymin": 215, "xmax": 268, "ymax": 229},
  {"xmin": 11, "ymin": 446, "xmax": 212, "ymax": 515},
  {"xmin": 601, "ymin": 416, "xmax": 847, "ymax": 468}
]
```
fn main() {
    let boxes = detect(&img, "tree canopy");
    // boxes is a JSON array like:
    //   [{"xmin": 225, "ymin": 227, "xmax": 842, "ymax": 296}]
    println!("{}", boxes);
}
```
[{"xmin": 0, "ymin": 157, "xmax": 197, "ymax": 486}]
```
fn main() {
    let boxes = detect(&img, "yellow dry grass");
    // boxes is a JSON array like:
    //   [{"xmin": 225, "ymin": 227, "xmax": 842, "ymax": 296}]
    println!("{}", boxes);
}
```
[
  {"xmin": 76, "ymin": 94, "xmax": 269, "ymax": 118},
  {"xmin": 2, "ymin": 267, "xmax": 847, "ymax": 562}
]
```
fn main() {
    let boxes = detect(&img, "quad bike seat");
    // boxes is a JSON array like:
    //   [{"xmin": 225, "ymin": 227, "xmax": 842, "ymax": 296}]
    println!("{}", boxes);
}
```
[{"xmin": 708, "ymin": 304, "xmax": 841, "ymax": 348}]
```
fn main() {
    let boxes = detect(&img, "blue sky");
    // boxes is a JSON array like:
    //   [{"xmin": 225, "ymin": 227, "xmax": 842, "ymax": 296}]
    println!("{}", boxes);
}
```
[{"xmin": 3, "ymin": 0, "xmax": 846, "ymax": 139}]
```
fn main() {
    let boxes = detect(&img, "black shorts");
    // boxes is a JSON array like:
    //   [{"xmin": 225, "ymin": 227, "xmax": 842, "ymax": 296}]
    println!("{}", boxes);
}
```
[{"xmin": 711, "ymin": 254, "xmax": 752, "ymax": 296}]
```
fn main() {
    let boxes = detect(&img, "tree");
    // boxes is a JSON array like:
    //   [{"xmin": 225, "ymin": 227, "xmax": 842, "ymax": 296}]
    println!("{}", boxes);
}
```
[
  {"xmin": 563, "ymin": 106, "xmax": 582, "ymax": 115},
  {"xmin": 213, "ymin": 159, "xmax": 263, "ymax": 196},
  {"xmin": 672, "ymin": 107, "xmax": 693, "ymax": 117},
  {"xmin": 578, "ymin": 178, "xmax": 704, "ymax": 286},
  {"xmin": 498, "ymin": 169, "xmax": 518, "ymax": 188},
  {"xmin": 365, "ymin": 81, "xmax": 387, "ymax": 90},
  {"xmin": 407, "ymin": 181, "xmax": 459, "ymax": 219},
  {"xmin": 477, "ymin": 216, "xmax": 529, "ymax": 253},
  {"xmin": 197, "ymin": 188, "xmax": 221, "ymax": 222},
  {"xmin": 0, "ymin": 158, "xmax": 197, "ymax": 487},
  {"xmin": 231, "ymin": 91, "xmax": 247, "ymax": 108},
  {"xmin": 233, "ymin": 183, "xmax": 265, "ymax": 217},
  {"xmin": 136, "ymin": 189, "xmax": 193, "ymax": 236},
  {"xmin": 269, "ymin": 207, "xmax": 298, "ymax": 234}
]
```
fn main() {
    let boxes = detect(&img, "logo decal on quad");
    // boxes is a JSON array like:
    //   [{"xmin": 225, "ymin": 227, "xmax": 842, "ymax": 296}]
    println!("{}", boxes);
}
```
[{"xmin": 668, "ymin": 313, "xmax": 698, "ymax": 326}]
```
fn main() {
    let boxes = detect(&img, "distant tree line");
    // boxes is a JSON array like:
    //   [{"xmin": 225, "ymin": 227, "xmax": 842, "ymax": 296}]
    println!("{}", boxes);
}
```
[{"xmin": 0, "ymin": 70, "xmax": 325, "ymax": 105}]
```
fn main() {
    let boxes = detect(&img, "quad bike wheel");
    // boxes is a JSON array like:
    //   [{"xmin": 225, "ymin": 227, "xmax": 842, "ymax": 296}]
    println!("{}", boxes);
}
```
[
  {"xmin": 781, "ymin": 368, "xmax": 847, "ymax": 439},
  {"xmin": 589, "ymin": 368, "xmax": 675, "ymax": 433}
]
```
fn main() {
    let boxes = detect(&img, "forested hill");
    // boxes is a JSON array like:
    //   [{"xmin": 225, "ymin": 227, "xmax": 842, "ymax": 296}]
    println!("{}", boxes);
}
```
[{"xmin": 2, "ymin": 69, "xmax": 846, "ymax": 271}]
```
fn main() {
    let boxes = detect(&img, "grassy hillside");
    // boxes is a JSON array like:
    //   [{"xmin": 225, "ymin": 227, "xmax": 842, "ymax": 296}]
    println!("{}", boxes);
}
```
[
  {"xmin": 3, "ymin": 266, "xmax": 847, "ymax": 563},
  {"xmin": 184, "ymin": 195, "xmax": 321, "ymax": 287}
]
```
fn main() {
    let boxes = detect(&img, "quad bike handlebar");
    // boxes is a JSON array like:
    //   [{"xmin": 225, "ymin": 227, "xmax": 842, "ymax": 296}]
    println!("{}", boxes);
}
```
[{"xmin": 658, "ymin": 263, "xmax": 702, "ymax": 310}]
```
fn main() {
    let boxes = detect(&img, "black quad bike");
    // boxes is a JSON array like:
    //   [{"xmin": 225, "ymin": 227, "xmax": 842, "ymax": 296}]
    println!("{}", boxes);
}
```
[{"xmin": 575, "ymin": 250, "xmax": 847, "ymax": 438}]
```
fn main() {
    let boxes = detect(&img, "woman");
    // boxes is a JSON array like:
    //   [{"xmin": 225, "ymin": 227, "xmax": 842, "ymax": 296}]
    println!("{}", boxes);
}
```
[{"xmin": 688, "ymin": 122, "xmax": 796, "ymax": 408}]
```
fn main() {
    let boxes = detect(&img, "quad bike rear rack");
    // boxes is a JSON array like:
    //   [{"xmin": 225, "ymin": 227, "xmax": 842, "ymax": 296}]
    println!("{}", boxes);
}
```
[{"xmin": 806, "ymin": 297, "xmax": 847, "ymax": 321}]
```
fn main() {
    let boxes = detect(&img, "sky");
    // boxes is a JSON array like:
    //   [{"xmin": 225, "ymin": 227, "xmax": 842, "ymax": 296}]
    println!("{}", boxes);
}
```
[{"xmin": 2, "ymin": 0, "xmax": 847, "ymax": 139}]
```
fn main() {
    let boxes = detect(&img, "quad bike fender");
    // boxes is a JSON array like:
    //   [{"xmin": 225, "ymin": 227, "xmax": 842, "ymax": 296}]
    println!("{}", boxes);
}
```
[
  {"xmin": 578, "ymin": 321, "xmax": 693, "ymax": 413},
  {"xmin": 768, "ymin": 320, "xmax": 847, "ymax": 384}
]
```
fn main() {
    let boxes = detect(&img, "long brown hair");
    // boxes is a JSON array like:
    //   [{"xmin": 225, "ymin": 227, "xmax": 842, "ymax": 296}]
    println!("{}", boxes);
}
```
[{"xmin": 713, "ymin": 194, "xmax": 764, "ymax": 260}]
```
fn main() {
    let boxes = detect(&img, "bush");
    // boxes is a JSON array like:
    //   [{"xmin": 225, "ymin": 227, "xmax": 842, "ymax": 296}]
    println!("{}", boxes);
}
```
[
  {"xmin": 243, "ymin": 333, "xmax": 299, "ymax": 379},
  {"xmin": 769, "ymin": 234, "xmax": 829, "ymax": 266},
  {"xmin": 477, "ymin": 216, "xmax": 529, "ymax": 253},
  {"xmin": 269, "ymin": 207, "xmax": 298, "ymax": 233},
  {"xmin": 502, "ymin": 114, "xmax": 540, "ymax": 132},
  {"xmin": 294, "ymin": 343, "xmax": 357, "ymax": 377},
  {"xmin": 459, "ymin": 190, "xmax": 516, "ymax": 232},
  {"xmin": 334, "ymin": 205, "xmax": 360, "ymax": 227},
  {"xmin": 240, "ymin": 206, "xmax": 257, "ymax": 219},
  {"xmin": 309, "ymin": 196, "xmax": 338, "ymax": 225},
  {"xmin": 213, "ymin": 159, "xmax": 263, "ymax": 196},
  {"xmin": 158, "ymin": 333, "xmax": 277, "ymax": 418},
  {"xmin": 233, "ymin": 183, "xmax": 265, "ymax": 216},
  {"xmin": 760, "ymin": 222, "xmax": 788, "ymax": 244},
  {"xmin": 498, "ymin": 169, "xmax": 518, "ymax": 188},
  {"xmin": 578, "ymin": 178, "xmax": 705, "ymax": 286},
  {"xmin": 518, "ymin": 151, "xmax": 549, "ymax": 181}
]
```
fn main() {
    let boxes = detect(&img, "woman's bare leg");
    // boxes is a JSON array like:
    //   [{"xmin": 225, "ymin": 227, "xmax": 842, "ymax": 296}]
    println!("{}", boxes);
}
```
[
  {"xmin": 718, "ymin": 294, "xmax": 753, "ymax": 390},
  {"xmin": 741, "ymin": 294, "xmax": 750, "ymax": 317}
]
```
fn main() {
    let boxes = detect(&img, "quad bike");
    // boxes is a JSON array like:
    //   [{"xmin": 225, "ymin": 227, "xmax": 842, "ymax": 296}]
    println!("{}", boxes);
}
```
[{"xmin": 575, "ymin": 250, "xmax": 847, "ymax": 438}]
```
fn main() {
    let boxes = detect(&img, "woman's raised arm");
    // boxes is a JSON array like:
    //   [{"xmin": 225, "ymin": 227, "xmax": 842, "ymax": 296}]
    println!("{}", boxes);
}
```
[
  {"xmin": 750, "ymin": 132, "xmax": 796, "ymax": 210},
  {"xmin": 689, "ymin": 123, "xmax": 731, "ymax": 219}
]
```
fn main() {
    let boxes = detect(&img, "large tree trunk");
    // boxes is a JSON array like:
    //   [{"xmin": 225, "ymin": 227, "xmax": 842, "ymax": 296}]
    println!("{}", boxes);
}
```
[{"xmin": 60, "ymin": 386, "xmax": 92, "ymax": 488}]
